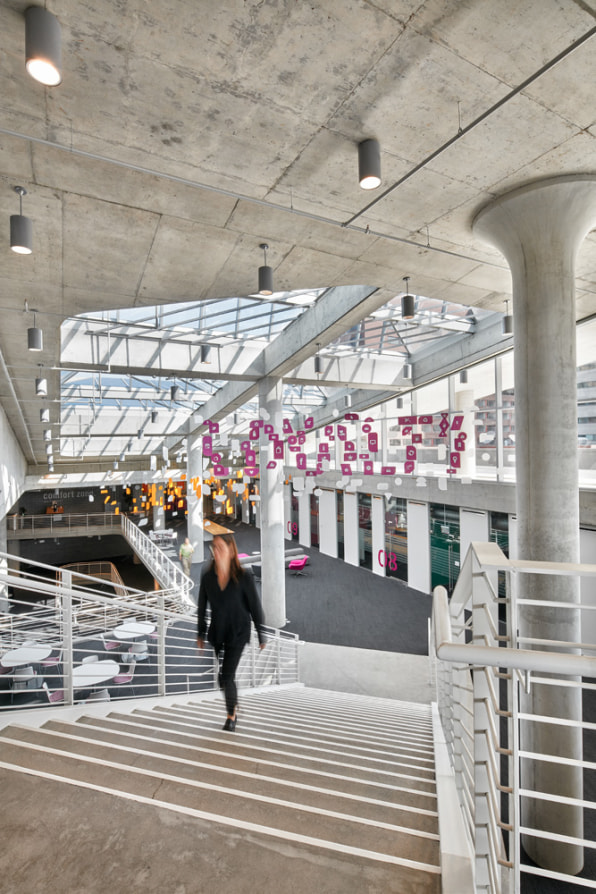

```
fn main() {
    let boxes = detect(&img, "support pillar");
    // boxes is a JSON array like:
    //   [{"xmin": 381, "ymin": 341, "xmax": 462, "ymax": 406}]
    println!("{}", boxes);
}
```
[
  {"xmin": 258, "ymin": 377, "xmax": 286, "ymax": 629},
  {"xmin": 474, "ymin": 175, "xmax": 596, "ymax": 874},
  {"xmin": 187, "ymin": 430, "xmax": 204, "ymax": 563}
]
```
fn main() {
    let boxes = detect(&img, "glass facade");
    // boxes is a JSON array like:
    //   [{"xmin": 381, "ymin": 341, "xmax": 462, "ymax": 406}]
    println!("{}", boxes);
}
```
[
  {"xmin": 384, "ymin": 496, "xmax": 407, "ymax": 581},
  {"xmin": 357, "ymin": 493, "xmax": 372, "ymax": 569},
  {"xmin": 430, "ymin": 504, "xmax": 460, "ymax": 594}
]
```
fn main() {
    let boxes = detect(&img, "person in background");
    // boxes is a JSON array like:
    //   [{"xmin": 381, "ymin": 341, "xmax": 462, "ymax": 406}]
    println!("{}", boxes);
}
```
[
  {"xmin": 197, "ymin": 533, "xmax": 266, "ymax": 731},
  {"xmin": 179, "ymin": 537, "xmax": 194, "ymax": 575}
]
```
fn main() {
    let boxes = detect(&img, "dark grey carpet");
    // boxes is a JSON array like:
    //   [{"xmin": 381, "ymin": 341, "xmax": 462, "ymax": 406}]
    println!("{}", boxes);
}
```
[{"xmin": 193, "ymin": 523, "xmax": 431, "ymax": 656}]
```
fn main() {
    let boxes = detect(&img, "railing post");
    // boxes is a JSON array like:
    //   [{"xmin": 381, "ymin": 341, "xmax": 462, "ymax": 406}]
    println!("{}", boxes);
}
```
[
  {"xmin": 61, "ymin": 572, "xmax": 74, "ymax": 706},
  {"xmin": 275, "ymin": 630, "xmax": 281, "ymax": 685},
  {"xmin": 157, "ymin": 594, "xmax": 166, "ymax": 697}
]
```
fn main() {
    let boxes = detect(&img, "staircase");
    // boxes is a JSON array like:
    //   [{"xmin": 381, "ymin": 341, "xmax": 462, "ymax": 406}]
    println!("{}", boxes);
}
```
[{"xmin": 0, "ymin": 686, "xmax": 441, "ymax": 893}]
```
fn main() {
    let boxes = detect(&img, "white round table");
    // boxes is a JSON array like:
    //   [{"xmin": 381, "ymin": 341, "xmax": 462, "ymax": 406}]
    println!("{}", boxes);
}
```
[
  {"xmin": 111, "ymin": 621, "xmax": 155, "ymax": 640},
  {"xmin": 72, "ymin": 659, "xmax": 120, "ymax": 689},
  {"xmin": 1, "ymin": 644, "xmax": 52, "ymax": 668}
]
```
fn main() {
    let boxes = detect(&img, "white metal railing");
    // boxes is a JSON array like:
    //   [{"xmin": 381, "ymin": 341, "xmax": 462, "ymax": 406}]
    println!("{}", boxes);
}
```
[
  {"xmin": 121, "ymin": 515, "xmax": 194, "ymax": 607},
  {"xmin": 0, "ymin": 551, "xmax": 299, "ymax": 713},
  {"xmin": 431, "ymin": 541, "xmax": 596, "ymax": 893},
  {"xmin": 6, "ymin": 511, "xmax": 195, "ymax": 608}
]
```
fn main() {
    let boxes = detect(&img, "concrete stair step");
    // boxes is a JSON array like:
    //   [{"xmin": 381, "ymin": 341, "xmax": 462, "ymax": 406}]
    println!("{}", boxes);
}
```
[
  {"xmin": 0, "ymin": 766, "xmax": 441, "ymax": 893},
  {"xmin": 53, "ymin": 714, "xmax": 437, "ymax": 808},
  {"xmin": 0, "ymin": 734, "xmax": 440, "ymax": 867},
  {"xmin": 130, "ymin": 705, "xmax": 436, "ymax": 779},
  {"xmin": 104, "ymin": 708, "xmax": 437, "ymax": 790},
  {"xmin": 178, "ymin": 698, "xmax": 436, "ymax": 756},
  {"xmin": 1, "ymin": 723, "xmax": 438, "ymax": 833}
]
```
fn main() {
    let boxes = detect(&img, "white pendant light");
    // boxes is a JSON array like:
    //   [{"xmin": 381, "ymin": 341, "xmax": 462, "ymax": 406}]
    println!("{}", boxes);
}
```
[
  {"xmin": 502, "ymin": 299, "xmax": 513, "ymax": 336},
  {"xmin": 358, "ymin": 139, "xmax": 381, "ymax": 190},
  {"xmin": 35, "ymin": 365, "xmax": 47, "ymax": 396},
  {"xmin": 258, "ymin": 243, "xmax": 273, "ymax": 296},
  {"xmin": 401, "ymin": 276, "xmax": 415, "ymax": 320},
  {"xmin": 25, "ymin": 6, "xmax": 62, "ymax": 87},
  {"xmin": 10, "ymin": 186, "xmax": 33, "ymax": 254},
  {"xmin": 27, "ymin": 311, "xmax": 43, "ymax": 351}
]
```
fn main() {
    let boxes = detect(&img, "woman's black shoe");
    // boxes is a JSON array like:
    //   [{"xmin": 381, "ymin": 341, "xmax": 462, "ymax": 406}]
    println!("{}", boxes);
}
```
[{"xmin": 223, "ymin": 717, "xmax": 236, "ymax": 731}]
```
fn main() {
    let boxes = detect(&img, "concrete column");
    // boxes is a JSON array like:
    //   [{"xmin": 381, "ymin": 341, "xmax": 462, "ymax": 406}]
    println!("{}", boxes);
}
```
[
  {"xmin": 474, "ymin": 175, "xmax": 596, "ymax": 874},
  {"xmin": 152, "ymin": 503, "xmax": 165, "ymax": 531},
  {"xmin": 187, "ymin": 431, "xmax": 204, "ymax": 563},
  {"xmin": 258, "ymin": 377, "xmax": 286, "ymax": 629},
  {"xmin": 0, "ymin": 523, "xmax": 8, "ymax": 612},
  {"xmin": 453, "ymin": 387, "xmax": 476, "ymax": 478}
]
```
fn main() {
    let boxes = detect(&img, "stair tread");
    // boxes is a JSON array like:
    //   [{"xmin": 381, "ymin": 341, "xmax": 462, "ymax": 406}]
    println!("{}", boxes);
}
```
[{"xmin": 0, "ymin": 767, "xmax": 441, "ymax": 893}]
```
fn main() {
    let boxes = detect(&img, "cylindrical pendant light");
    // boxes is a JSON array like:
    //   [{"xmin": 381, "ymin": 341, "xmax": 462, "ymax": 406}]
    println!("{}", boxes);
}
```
[
  {"xmin": 170, "ymin": 385, "xmax": 179, "ymax": 401},
  {"xmin": 27, "ymin": 311, "xmax": 43, "ymax": 351},
  {"xmin": 314, "ymin": 343, "xmax": 321, "ymax": 375},
  {"xmin": 151, "ymin": 410, "xmax": 158, "ymax": 423},
  {"xmin": 35, "ymin": 375, "xmax": 47, "ymax": 396},
  {"xmin": 10, "ymin": 186, "xmax": 33, "ymax": 254},
  {"xmin": 397, "ymin": 397, "xmax": 404, "ymax": 409},
  {"xmin": 402, "ymin": 363, "xmax": 412, "ymax": 379},
  {"xmin": 502, "ymin": 299, "xmax": 513, "ymax": 336},
  {"xmin": 401, "ymin": 276, "xmax": 415, "ymax": 320},
  {"xmin": 43, "ymin": 429, "xmax": 51, "ymax": 441},
  {"xmin": 459, "ymin": 370, "xmax": 468, "ymax": 384},
  {"xmin": 25, "ymin": 6, "xmax": 62, "ymax": 87},
  {"xmin": 40, "ymin": 407, "xmax": 50, "ymax": 423},
  {"xmin": 358, "ymin": 139, "xmax": 381, "ymax": 190},
  {"xmin": 258, "ymin": 243, "xmax": 273, "ymax": 296}
]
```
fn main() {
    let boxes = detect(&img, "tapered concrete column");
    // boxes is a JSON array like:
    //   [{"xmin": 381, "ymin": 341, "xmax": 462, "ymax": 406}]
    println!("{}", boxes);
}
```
[
  {"xmin": 187, "ymin": 431, "xmax": 204, "ymax": 563},
  {"xmin": 474, "ymin": 175, "xmax": 596, "ymax": 874},
  {"xmin": 258, "ymin": 377, "xmax": 286, "ymax": 629}
]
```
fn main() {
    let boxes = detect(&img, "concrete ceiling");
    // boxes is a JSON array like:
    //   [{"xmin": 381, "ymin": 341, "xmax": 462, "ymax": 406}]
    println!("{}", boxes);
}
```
[{"xmin": 1, "ymin": 0, "xmax": 595, "ymax": 474}]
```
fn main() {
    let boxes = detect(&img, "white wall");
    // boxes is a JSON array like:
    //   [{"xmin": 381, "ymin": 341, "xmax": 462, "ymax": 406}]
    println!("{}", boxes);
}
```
[
  {"xmin": 0, "ymin": 403, "xmax": 27, "ymax": 524},
  {"xmin": 407, "ymin": 500, "xmax": 431, "ymax": 593},
  {"xmin": 343, "ymin": 492, "xmax": 359, "ymax": 567},
  {"xmin": 318, "ymin": 488, "xmax": 337, "ymax": 558},
  {"xmin": 298, "ymin": 490, "xmax": 311, "ymax": 548}
]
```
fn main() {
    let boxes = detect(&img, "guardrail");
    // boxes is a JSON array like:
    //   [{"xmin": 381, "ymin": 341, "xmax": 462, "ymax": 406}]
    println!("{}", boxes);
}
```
[
  {"xmin": 5, "ymin": 512, "xmax": 194, "ymax": 608},
  {"xmin": 431, "ymin": 542, "xmax": 596, "ymax": 893},
  {"xmin": 0, "ymin": 551, "xmax": 299, "ymax": 714}
]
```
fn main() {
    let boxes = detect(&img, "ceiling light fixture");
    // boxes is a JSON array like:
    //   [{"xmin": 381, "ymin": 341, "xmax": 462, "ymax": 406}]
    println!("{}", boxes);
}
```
[
  {"xmin": 397, "ymin": 397, "xmax": 404, "ymax": 409},
  {"xmin": 401, "ymin": 276, "xmax": 415, "ymax": 320},
  {"xmin": 10, "ymin": 186, "xmax": 33, "ymax": 254},
  {"xmin": 459, "ymin": 370, "xmax": 468, "ymax": 384},
  {"xmin": 358, "ymin": 139, "xmax": 381, "ymax": 190},
  {"xmin": 503, "ymin": 299, "xmax": 513, "ymax": 336},
  {"xmin": 40, "ymin": 407, "xmax": 50, "ymax": 423},
  {"xmin": 402, "ymin": 363, "xmax": 412, "ymax": 379},
  {"xmin": 200, "ymin": 344, "xmax": 211, "ymax": 363},
  {"xmin": 43, "ymin": 429, "xmax": 51, "ymax": 441},
  {"xmin": 151, "ymin": 410, "xmax": 158, "ymax": 423},
  {"xmin": 35, "ymin": 365, "xmax": 47, "ymax": 396},
  {"xmin": 25, "ymin": 6, "xmax": 62, "ymax": 87},
  {"xmin": 170, "ymin": 385, "xmax": 179, "ymax": 401},
  {"xmin": 27, "ymin": 310, "xmax": 43, "ymax": 351},
  {"xmin": 314, "ymin": 343, "xmax": 321, "ymax": 376},
  {"xmin": 258, "ymin": 243, "xmax": 273, "ymax": 296}
]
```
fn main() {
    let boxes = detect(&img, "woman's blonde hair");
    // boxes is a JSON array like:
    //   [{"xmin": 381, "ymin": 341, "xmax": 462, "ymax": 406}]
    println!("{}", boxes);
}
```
[{"xmin": 211, "ymin": 533, "xmax": 243, "ymax": 582}]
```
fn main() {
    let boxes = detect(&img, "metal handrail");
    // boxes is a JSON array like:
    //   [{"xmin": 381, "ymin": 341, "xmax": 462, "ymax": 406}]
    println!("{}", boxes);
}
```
[
  {"xmin": 432, "ymin": 542, "xmax": 596, "ymax": 893},
  {"xmin": 433, "ymin": 584, "xmax": 596, "ymax": 677},
  {"xmin": 0, "ymin": 550, "xmax": 299, "ymax": 713}
]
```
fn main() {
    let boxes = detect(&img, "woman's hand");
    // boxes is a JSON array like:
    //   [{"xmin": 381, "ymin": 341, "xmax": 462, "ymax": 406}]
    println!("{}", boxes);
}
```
[
  {"xmin": 259, "ymin": 642, "xmax": 266, "ymax": 650},
  {"xmin": 197, "ymin": 637, "xmax": 204, "ymax": 650}
]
